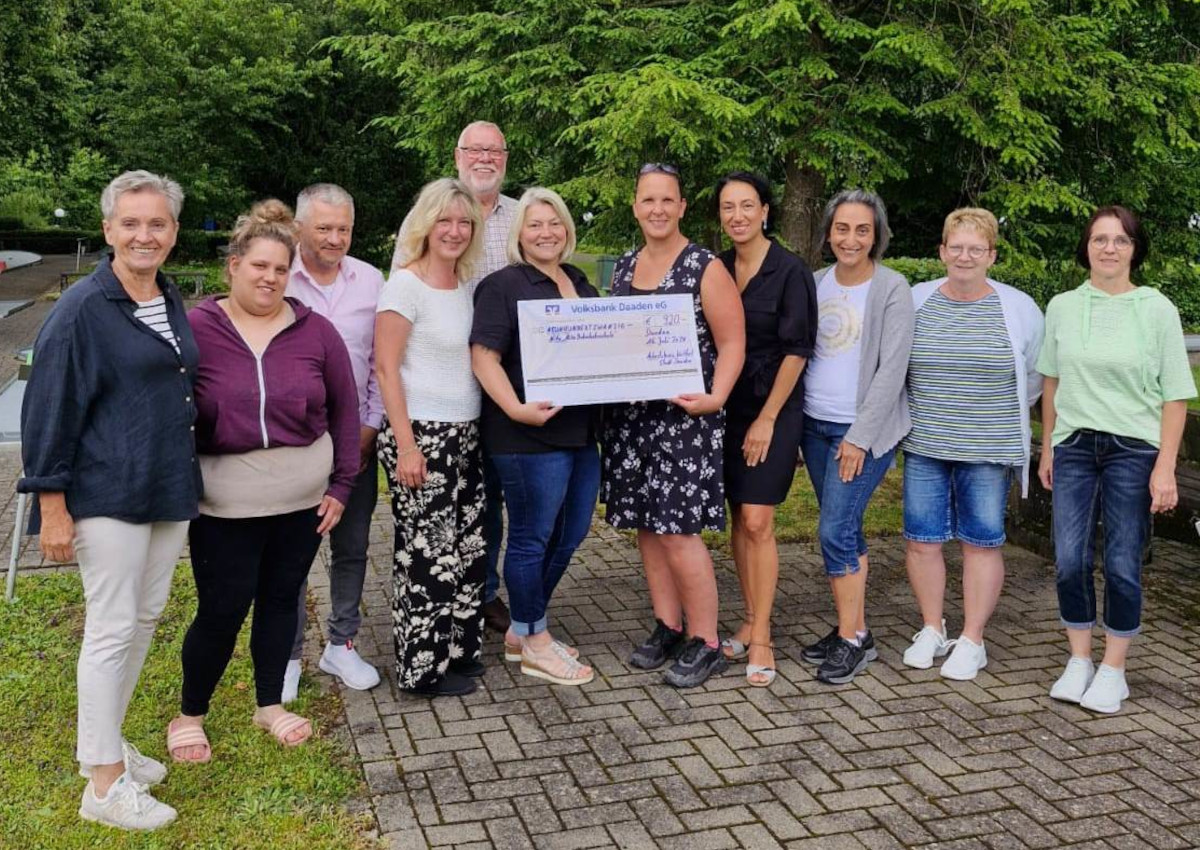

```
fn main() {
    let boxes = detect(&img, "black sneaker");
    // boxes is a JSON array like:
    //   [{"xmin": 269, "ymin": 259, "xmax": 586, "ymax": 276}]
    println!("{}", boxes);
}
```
[
  {"xmin": 403, "ymin": 670, "xmax": 477, "ymax": 697},
  {"xmin": 816, "ymin": 637, "xmax": 869, "ymax": 684},
  {"xmin": 449, "ymin": 658, "xmax": 486, "ymax": 678},
  {"xmin": 663, "ymin": 637, "xmax": 729, "ymax": 688},
  {"xmin": 802, "ymin": 628, "xmax": 878, "ymax": 665},
  {"xmin": 629, "ymin": 619, "xmax": 685, "ymax": 669}
]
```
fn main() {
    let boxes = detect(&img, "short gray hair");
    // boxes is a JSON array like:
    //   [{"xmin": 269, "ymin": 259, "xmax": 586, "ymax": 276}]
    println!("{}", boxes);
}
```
[
  {"xmin": 821, "ymin": 188, "xmax": 891, "ymax": 260},
  {"xmin": 507, "ymin": 187, "xmax": 577, "ymax": 266},
  {"xmin": 100, "ymin": 170, "xmax": 184, "ymax": 221},
  {"xmin": 295, "ymin": 183, "xmax": 355, "ymax": 223},
  {"xmin": 457, "ymin": 120, "xmax": 505, "ymax": 147}
]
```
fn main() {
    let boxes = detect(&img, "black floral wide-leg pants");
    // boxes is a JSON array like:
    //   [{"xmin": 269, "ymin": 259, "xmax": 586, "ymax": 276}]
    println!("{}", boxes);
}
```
[{"xmin": 378, "ymin": 418, "xmax": 486, "ymax": 689}]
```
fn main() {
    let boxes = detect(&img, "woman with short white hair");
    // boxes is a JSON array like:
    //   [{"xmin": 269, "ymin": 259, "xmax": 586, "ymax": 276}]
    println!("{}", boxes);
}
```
[
  {"xmin": 376, "ymin": 178, "xmax": 489, "ymax": 697},
  {"xmin": 19, "ymin": 170, "xmax": 200, "ymax": 830},
  {"xmin": 471, "ymin": 187, "xmax": 601, "ymax": 686}
]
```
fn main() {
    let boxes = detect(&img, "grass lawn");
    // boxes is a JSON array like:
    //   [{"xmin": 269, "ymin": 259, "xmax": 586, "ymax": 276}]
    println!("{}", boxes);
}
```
[
  {"xmin": 0, "ymin": 571, "xmax": 373, "ymax": 850},
  {"xmin": 701, "ymin": 459, "xmax": 904, "ymax": 548},
  {"xmin": 1192, "ymin": 364, "xmax": 1200, "ymax": 411}
]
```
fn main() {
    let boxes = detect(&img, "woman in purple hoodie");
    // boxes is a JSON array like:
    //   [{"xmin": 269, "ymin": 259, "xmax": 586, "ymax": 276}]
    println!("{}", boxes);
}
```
[{"xmin": 166, "ymin": 200, "xmax": 359, "ymax": 760}]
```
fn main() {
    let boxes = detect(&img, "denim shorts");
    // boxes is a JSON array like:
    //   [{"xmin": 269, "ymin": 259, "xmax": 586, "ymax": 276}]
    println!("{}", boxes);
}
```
[{"xmin": 902, "ymin": 452, "xmax": 1012, "ymax": 548}]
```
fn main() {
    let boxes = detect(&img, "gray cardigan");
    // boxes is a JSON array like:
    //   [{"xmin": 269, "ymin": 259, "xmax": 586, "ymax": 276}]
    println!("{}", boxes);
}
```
[{"xmin": 813, "ymin": 263, "xmax": 914, "ymax": 456}]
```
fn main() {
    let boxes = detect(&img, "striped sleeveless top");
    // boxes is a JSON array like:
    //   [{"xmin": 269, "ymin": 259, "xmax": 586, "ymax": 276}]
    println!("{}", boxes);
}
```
[{"xmin": 902, "ymin": 291, "xmax": 1023, "ymax": 464}]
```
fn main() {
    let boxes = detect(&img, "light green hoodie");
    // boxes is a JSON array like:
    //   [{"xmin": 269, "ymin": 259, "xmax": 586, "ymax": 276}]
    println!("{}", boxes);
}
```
[{"xmin": 1037, "ymin": 281, "xmax": 1195, "ymax": 447}]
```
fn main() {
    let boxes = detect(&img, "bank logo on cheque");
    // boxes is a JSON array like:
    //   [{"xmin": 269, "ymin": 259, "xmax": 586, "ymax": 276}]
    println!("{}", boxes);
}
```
[{"xmin": 544, "ymin": 304, "xmax": 560, "ymax": 315}]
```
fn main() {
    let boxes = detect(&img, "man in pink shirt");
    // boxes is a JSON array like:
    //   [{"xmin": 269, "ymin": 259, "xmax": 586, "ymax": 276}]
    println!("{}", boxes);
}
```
[{"xmin": 284, "ymin": 183, "xmax": 385, "ymax": 699}]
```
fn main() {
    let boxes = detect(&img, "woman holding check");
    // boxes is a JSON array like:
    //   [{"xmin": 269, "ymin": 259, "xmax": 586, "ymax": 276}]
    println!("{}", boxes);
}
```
[
  {"xmin": 471, "ymin": 187, "xmax": 601, "ymax": 686},
  {"xmin": 601, "ymin": 162, "xmax": 745, "ymax": 689}
]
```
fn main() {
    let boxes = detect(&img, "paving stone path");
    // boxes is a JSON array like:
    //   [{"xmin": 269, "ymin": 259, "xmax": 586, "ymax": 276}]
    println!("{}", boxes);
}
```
[
  {"xmin": 290, "ymin": 500, "xmax": 1198, "ymax": 850},
  {"xmin": 4, "ymin": 457, "xmax": 1199, "ymax": 848}
]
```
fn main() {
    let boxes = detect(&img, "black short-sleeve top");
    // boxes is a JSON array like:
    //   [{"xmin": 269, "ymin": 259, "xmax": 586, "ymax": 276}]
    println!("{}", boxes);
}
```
[
  {"xmin": 719, "ymin": 240, "xmax": 818, "ymax": 417},
  {"xmin": 470, "ymin": 262, "xmax": 602, "ymax": 453}
]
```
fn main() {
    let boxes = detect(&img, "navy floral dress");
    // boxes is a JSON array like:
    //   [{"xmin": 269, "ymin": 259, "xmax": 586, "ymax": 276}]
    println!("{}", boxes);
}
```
[{"xmin": 601, "ymin": 243, "xmax": 726, "ymax": 533}]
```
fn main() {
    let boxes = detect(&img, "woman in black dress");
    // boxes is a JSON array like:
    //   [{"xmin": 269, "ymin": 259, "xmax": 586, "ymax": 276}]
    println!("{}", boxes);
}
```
[
  {"xmin": 715, "ymin": 172, "xmax": 817, "ymax": 687},
  {"xmin": 601, "ymin": 163, "xmax": 745, "ymax": 688}
]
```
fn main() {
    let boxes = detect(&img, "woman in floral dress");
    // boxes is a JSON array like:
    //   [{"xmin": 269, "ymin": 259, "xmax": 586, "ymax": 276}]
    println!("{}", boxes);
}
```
[{"xmin": 602, "ymin": 163, "xmax": 745, "ymax": 689}]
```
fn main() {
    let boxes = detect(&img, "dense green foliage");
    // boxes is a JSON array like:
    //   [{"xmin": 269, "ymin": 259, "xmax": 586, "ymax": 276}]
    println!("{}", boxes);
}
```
[
  {"xmin": 0, "ymin": 0, "xmax": 419, "ymax": 257},
  {"xmin": 326, "ymin": 0, "xmax": 1200, "ymax": 314},
  {"xmin": 4, "ymin": 0, "xmax": 1200, "ymax": 307}
]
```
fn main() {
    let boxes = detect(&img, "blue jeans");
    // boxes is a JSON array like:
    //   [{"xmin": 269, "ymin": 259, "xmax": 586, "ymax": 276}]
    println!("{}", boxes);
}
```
[
  {"xmin": 492, "ymin": 446, "xmax": 601, "ymax": 635},
  {"xmin": 482, "ymin": 452, "xmax": 504, "ymax": 603},
  {"xmin": 1052, "ymin": 429, "xmax": 1157, "ymax": 637},
  {"xmin": 902, "ymin": 453, "xmax": 1011, "ymax": 548},
  {"xmin": 801, "ymin": 417, "xmax": 894, "ymax": 577}
]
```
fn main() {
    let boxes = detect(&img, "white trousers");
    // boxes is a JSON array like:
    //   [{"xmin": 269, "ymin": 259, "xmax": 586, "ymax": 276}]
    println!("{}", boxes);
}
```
[{"xmin": 74, "ymin": 517, "xmax": 188, "ymax": 767}]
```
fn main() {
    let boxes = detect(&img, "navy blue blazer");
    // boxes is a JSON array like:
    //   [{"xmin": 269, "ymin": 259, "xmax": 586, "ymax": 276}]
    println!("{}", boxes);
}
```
[{"xmin": 18, "ymin": 255, "xmax": 202, "ymax": 529}]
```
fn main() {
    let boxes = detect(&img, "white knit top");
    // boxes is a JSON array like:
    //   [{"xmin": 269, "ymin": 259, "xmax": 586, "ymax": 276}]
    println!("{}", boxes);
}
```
[{"xmin": 377, "ymin": 269, "xmax": 481, "ymax": 422}]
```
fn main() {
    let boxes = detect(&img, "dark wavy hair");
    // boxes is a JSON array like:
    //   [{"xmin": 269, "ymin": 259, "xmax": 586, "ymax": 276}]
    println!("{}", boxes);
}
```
[
  {"xmin": 1075, "ymin": 205, "xmax": 1148, "ymax": 271},
  {"xmin": 713, "ymin": 171, "xmax": 777, "ymax": 235}
]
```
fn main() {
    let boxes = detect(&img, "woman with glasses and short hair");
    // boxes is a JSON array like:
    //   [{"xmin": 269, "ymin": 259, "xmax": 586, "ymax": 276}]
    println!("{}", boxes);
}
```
[
  {"xmin": 602, "ymin": 163, "xmax": 745, "ymax": 688},
  {"xmin": 901, "ymin": 208, "xmax": 1044, "ymax": 681},
  {"xmin": 1038, "ymin": 206, "xmax": 1195, "ymax": 713}
]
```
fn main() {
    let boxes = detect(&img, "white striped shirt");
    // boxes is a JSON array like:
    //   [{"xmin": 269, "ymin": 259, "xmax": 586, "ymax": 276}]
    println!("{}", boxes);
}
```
[
  {"xmin": 903, "ymin": 291, "xmax": 1023, "ymax": 464},
  {"xmin": 133, "ymin": 295, "xmax": 179, "ymax": 354}
]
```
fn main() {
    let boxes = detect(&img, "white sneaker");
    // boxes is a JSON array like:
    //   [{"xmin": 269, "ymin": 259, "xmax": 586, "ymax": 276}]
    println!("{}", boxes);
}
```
[
  {"xmin": 1079, "ymin": 664, "xmax": 1129, "ymax": 714},
  {"xmin": 940, "ymin": 636, "xmax": 987, "ymax": 681},
  {"xmin": 79, "ymin": 773, "xmax": 177, "ymax": 831},
  {"xmin": 318, "ymin": 641, "xmax": 380, "ymax": 690},
  {"xmin": 903, "ymin": 620, "xmax": 950, "ymax": 669},
  {"xmin": 79, "ymin": 740, "xmax": 167, "ymax": 786},
  {"xmin": 1049, "ymin": 656, "xmax": 1095, "ymax": 704},
  {"xmin": 282, "ymin": 659, "xmax": 302, "ymax": 705}
]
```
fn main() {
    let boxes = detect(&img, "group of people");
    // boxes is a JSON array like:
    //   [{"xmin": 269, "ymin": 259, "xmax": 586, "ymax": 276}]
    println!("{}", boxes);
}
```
[{"xmin": 18, "ymin": 118, "xmax": 1195, "ymax": 832}]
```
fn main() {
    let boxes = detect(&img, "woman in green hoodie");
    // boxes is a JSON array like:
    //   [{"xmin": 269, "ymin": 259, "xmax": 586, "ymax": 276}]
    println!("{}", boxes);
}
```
[{"xmin": 1037, "ymin": 206, "xmax": 1196, "ymax": 714}]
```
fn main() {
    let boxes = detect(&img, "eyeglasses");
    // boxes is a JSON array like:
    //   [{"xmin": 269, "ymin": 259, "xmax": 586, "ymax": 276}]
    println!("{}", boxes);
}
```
[
  {"xmin": 638, "ymin": 162, "xmax": 680, "ymax": 177},
  {"xmin": 944, "ymin": 244, "xmax": 992, "ymax": 259},
  {"xmin": 458, "ymin": 146, "xmax": 508, "ymax": 159},
  {"xmin": 1089, "ymin": 235, "xmax": 1134, "ymax": 251}
]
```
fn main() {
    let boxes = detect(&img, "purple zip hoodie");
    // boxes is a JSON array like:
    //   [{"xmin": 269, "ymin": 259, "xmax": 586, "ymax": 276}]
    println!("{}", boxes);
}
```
[{"xmin": 188, "ymin": 296, "xmax": 359, "ymax": 505}]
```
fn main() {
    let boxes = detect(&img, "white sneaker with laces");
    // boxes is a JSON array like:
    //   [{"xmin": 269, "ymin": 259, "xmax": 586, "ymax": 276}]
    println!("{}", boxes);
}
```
[
  {"xmin": 79, "ymin": 773, "xmax": 177, "ymax": 831},
  {"xmin": 318, "ymin": 641, "xmax": 380, "ymax": 690},
  {"xmin": 1079, "ymin": 664, "xmax": 1129, "ymax": 714},
  {"xmin": 903, "ymin": 620, "xmax": 950, "ymax": 669},
  {"xmin": 79, "ymin": 740, "xmax": 167, "ymax": 786},
  {"xmin": 1049, "ymin": 656, "xmax": 1095, "ymax": 703},
  {"xmin": 939, "ymin": 635, "xmax": 987, "ymax": 681},
  {"xmin": 282, "ymin": 659, "xmax": 302, "ymax": 704}
]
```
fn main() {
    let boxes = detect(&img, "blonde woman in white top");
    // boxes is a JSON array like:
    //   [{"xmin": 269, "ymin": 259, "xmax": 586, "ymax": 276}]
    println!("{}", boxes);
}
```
[{"xmin": 376, "ymin": 178, "xmax": 487, "ymax": 697}]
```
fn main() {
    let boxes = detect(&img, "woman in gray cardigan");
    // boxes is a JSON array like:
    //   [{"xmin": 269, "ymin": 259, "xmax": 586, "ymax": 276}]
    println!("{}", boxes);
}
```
[{"xmin": 798, "ymin": 189, "xmax": 914, "ymax": 686}]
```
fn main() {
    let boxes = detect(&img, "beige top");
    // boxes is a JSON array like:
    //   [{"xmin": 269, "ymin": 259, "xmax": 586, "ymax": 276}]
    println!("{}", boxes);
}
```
[{"xmin": 198, "ymin": 431, "xmax": 334, "ymax": 518}]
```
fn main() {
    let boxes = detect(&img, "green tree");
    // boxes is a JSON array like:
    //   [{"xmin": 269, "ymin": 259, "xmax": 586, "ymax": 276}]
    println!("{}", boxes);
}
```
[{"xmin": 330, "ymin": 0, "xmax": 1200, "ymax": 268}]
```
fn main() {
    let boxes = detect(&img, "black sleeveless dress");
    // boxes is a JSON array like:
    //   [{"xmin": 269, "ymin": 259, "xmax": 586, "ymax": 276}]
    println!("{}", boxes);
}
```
[{"xmin": 600, "ymin": 243, "xmax": 726, "ymax": 533}]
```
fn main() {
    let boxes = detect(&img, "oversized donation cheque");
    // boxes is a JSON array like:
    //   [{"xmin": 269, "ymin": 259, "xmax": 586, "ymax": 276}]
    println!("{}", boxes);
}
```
[{"xmin": 518, "ymin": 294, "xmax": 704, "ymax": 406}]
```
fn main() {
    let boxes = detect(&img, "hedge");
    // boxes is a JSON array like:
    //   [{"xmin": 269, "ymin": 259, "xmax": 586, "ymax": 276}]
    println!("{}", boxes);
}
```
[
  {"xmin": 886, "ymin": 255, "xmax": 1200, "ymax": 328},
  {"xmin": 0, "ymin": 228, "xmax": 228, "ymax": 263}
]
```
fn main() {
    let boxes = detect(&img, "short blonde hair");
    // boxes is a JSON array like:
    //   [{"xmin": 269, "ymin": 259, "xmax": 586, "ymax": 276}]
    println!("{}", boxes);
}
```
[
  {"xmin": 507, "ymin": 187, "xmax": 577, "ymax": 266},
  {"xmin": 401, "ymin": 178, "xmax": 484, "ymax": 282},
  {"xmin": 943, "ymin": 207, "xmax": 999, "ymax": 248}
]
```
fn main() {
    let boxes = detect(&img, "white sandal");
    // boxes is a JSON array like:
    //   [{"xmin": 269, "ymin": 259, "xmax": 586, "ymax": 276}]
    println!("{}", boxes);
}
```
[{"xmin": 520, "ymin": 642, "xmax": 594, "ymax": 686}]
